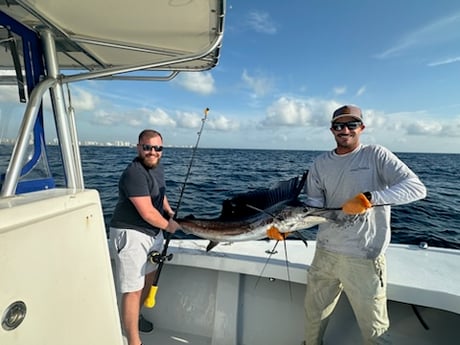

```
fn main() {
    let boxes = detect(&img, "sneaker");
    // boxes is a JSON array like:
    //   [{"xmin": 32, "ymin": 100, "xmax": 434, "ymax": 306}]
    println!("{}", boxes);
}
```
[{"xmin": 139, "ymin": 314, "xmax": 153, "ymax": 333}]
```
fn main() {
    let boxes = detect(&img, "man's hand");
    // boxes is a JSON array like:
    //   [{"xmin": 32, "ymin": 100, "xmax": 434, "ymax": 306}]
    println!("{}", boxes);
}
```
[
  {"xmin": 342, "ymin": 193, "xmax": 372, "ymax": 215},
  {"xmin": 266, "ymin": 226, "xmax": 289, "ymax": 241},
  {"xmin": 165, "ymin": 219, "xmax": 181, "ymax": 233}
]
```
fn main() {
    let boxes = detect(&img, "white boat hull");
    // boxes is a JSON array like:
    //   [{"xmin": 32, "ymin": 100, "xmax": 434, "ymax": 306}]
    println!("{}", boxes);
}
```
[{"xmin": 0, "ymin": 189, "xmax": 124, "ymax": 345}]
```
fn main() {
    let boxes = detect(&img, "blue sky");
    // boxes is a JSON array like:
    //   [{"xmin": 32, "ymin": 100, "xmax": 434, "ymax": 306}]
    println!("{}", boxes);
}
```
[{"xmin": 2, "ymin": 1, "xmax": 460, "ymax": 153}]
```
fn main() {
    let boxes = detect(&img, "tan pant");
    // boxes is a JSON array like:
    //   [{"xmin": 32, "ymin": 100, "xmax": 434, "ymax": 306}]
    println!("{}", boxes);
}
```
[{"xmin": 304, "ymin": 248, "xmax": 391, "ymax": 345}]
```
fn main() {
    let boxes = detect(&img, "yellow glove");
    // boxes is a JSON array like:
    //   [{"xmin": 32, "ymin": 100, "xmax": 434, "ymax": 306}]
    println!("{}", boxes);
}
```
[
  {"xmin": 266, "ymin": 226, "xmax": 289, "ymax": 241},
  {"xmin": 342, "ymin": 193, "xmax": 372, "ymax": 215}
]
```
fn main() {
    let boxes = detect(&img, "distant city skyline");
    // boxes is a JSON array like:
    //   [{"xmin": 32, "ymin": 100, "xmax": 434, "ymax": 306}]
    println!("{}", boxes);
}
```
[{"xmin": 0, "ymin": 137, "xmax": 199, "ymax": 149}]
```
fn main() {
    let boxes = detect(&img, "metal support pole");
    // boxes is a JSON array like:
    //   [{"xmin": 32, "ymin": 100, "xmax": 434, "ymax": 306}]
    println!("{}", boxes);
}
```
[{"xmin": 40, "ymin": 28, "xmax": 83, "ymax": 189}]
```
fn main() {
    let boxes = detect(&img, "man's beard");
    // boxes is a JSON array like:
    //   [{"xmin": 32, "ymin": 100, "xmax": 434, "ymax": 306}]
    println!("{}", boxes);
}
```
[
  {"xmin": 336, "ymin": 134, "xmax": 357, "ymax": 148},
  {"xmin": 141, "ymin": 154, "xmax": 160, "ymax": 169}
]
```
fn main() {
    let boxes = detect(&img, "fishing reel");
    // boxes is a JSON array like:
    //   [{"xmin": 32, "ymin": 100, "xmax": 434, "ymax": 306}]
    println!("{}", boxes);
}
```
[{"xmin": 147, "ymin": 250, "xmax": 173, "ymax": 264}]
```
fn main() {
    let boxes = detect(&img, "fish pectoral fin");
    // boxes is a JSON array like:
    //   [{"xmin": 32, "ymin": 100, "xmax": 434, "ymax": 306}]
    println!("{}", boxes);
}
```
[
  {"xmin": 266, "ymin": 226, "xmax": 289, "ymax": 241},
  {"xmin": 206, "ymin": 241, "xmax": 219, "ymax": 252}
]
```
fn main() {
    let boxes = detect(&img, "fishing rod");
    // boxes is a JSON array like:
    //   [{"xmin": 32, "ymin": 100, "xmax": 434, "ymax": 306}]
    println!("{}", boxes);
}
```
[
  {"xmin": 175, "ymin": 107, "xmax": 210, "ymax": 215},
  {"xmin": 144, "ymin": 107, "xmax": 210, "ymax": 308}
]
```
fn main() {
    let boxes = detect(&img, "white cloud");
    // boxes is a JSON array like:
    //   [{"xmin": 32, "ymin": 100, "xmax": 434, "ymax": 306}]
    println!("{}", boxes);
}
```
[
  {"xmin": 147, "ymin": 108, "xmax": 176, "ymax": 127},
  {"xmin": 376, "ymin": 12, "xmax": 460, "ymax": 59},
  {"xmin": 428, "ymin": 56, "xmax": 460, "ymax": 67},
  {"xmin": 207, "ymin": 114, "xmax": 240, "ymax": 131},
  {"xmin": 0, "ymin": 85, "xmax": 21, "ymax": 103},
  {"xmin": 175, "ymin": 72, "xmax": 215, "ymax": 95},
  {"xmin": 90, "ymin": 107, "xmax": 176, "ymax": 128},
  {"xmin": 406, "ymin": 121, "xmax": 443, "ymax": 135},
  {"xmin": 442, "ymin": 120, "xmax": 460, "ymax": 137},
  {"xmin": 90, "ymin": 106, "xmax": 240, "ymax": 133},
  {"xmin": 70, "ymin": 87, "xmax": 99, "ymax": 111},
  {"xmin": 166, "ymin": 110, "xmax": 239, "ymax": 131},
  {"xmin": 241, "ymin": 70, "xmax": 274, "ymax": 98},
  {"xmin": 91, "ymin": 109, "xmax": 121, "ymax": 126},
  {"xmin": 247, "ymin": 11, "xmax": 277, "ymax": 34},
  {"xmin": 363, "ymin": 109, "xmax": 460, "ymax": 141},
  {"xmin": 333, "ymin": 86, "xmax": 346, "ymax": 95},
  {"xmin": 175, "ymin": 111, "xmax": 203, "ymax": 129},
  {"xmin": 263, "ymin": 97, "xmax": 339, "ymax": 127},
  {"xmin": 356, "ymin": 86, "xmax": 366, "ymax": 96}
]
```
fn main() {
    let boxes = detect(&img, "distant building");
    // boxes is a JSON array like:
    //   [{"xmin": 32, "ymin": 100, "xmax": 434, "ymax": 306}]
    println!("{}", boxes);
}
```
[{"xmin": 2, "ymin": 137, "xmax": 135, "ymax": 147}]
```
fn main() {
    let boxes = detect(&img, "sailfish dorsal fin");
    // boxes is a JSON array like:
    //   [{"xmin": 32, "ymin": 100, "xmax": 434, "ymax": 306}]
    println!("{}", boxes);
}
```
[{"xmin": 219, "ymin": 171, "xmax": 308, "ymax": 221}]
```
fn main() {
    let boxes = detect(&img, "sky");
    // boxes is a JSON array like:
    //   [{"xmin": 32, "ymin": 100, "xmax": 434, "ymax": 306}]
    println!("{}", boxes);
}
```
[{"xmin": 2, "ymin": 0, "xmax": 460, "ymax": 153}]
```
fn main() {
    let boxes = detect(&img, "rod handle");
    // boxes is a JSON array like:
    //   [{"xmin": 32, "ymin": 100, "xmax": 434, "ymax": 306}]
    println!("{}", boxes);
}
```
[{"xmin": 144, "ymin": 285, "xmax": 158, "ymax": 308}]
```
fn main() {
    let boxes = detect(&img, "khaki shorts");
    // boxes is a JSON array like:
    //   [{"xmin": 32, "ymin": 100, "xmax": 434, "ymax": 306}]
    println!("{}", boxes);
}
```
[{"xmin": 110, "ymin": 227, "xmax": 164, "ymax": 293}]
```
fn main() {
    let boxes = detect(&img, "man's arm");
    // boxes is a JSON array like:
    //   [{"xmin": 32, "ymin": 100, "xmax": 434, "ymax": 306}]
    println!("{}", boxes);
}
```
[
  {"xmin": 371, "ymin": 177, "xmax": 427, "ymax": 206},
  {"xmin": 163, "ymin": 196, "xmax": 175, "ymax": 218},
  {"xmin": 129, "ymin": 196, "xmax": 172, "ymax": 231}
]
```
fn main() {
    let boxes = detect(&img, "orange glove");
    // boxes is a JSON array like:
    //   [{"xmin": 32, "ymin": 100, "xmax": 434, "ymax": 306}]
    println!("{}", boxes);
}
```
[
  {"xmin": 266, "ymin": 226, "xmax": 289, "ymax": 240},
  {"xmin": 342, "ymin": 193, "xmax": 372, "ymax": 215}
]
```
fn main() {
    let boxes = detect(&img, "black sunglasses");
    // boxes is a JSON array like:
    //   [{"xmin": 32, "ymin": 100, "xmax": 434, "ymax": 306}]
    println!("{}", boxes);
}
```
[
  {"xmin": 331, "ymin": 121, "xmax": 362, "ymax": 131},
  {"xmin": 141, "ymin": 144, "xmax": 163, "ymax": 152}
]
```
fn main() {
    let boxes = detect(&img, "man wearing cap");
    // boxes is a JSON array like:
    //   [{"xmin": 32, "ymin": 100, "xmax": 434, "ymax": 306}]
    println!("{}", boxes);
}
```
[{"xmin": 303, "ymin": 105, "xmax": 427, "ymax": 344}]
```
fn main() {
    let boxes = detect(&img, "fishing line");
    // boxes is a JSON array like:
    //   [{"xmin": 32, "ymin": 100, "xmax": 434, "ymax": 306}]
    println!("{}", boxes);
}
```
[
  {"xmin": 246, "ymin": 203, "xmax": 337, "ymax": 220},
  {"xmin": 174, "ymin": 107, "xmax": 209, "ymax": 216},
  {"xmin": 282, "ymin": 239, "xmax": 293, "ymax": 302},
  {"xmin": 254, "ymin": 239, "xmax": 293, "ymax": 302},
  {"xmin": 145, "ymin": 107, "xmax": 209, "ymax": 308},
  {"xmin": 255, "ymin": 240, "xmax": 280, "ymax": 288},
  {"xmin": 245, "ymin": 203, "xmax": 282, "ymax": 221}
]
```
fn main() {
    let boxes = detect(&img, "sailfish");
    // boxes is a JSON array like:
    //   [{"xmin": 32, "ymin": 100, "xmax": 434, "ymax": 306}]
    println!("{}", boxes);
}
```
[{"xmin": 175, "ymin": 171, "xmax": 343, "ymax": 251}]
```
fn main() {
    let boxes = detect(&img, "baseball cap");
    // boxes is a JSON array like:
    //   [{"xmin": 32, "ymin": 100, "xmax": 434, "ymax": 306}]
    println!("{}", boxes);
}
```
[{"xmin": 331, "ymin": 105, "xmax": 363, "ymax": 122}]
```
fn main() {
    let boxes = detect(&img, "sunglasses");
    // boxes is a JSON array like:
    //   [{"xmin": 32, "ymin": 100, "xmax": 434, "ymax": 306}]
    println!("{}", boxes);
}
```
[
  {"xmin": 140, "ymin": 144, "xmax": 163, "ymax": 152},
  {"xmin": 331, "ymin": 121, "xmax": 362, "ymax": 131}
]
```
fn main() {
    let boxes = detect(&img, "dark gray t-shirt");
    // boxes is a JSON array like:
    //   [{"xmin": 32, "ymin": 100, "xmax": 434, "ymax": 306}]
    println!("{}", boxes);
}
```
[{"xmin": 110, "ymin": 157, "xmax": 166, "ymax": 236}]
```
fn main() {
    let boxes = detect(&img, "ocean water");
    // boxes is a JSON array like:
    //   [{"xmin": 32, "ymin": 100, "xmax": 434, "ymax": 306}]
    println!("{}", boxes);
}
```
[
  {"xmin": 2, "ymin": 145, "xmax": 459, "ymax": 249},
  {"xmin": 79, "ymin": 146, "xmax": 460, "ymax": 250}
]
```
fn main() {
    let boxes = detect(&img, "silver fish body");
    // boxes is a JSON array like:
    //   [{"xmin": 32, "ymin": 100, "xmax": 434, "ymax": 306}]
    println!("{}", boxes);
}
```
[
  {"xmin": 174, "ymin": 172, "xmax": 344, "ymax": 250},
  {"xmin": 176, "ymin": 205, "xmax": 338, "ymax": 243}
]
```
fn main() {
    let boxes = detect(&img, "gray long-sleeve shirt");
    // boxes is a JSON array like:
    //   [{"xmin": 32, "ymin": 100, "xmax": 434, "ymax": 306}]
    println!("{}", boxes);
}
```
[{"xmin": 305, "ymin": 144, "xmax": 427, "ymax": 259}]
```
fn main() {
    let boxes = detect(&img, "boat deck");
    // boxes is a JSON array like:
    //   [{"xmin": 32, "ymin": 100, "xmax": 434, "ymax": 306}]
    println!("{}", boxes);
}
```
[
  {"xmin": 112, "ymin": 240, "xmax": 460, "ymax": 345},
  {"xmin": 135, "ymin": 300, "xmax": 458, "ymax": 345}
]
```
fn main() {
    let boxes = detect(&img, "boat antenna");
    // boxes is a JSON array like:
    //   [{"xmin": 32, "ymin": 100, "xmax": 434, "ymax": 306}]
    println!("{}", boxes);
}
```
[{"xmin": 144, "ymin": 107, "xmax": 210, "ymax": 308}]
